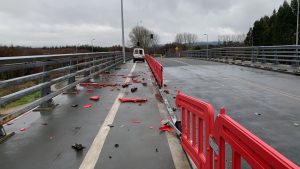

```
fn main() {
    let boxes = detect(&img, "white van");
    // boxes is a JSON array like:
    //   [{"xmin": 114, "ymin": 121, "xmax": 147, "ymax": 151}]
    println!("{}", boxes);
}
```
[{"xmin": 133, "ymin": 48, "xmax": 145, "ymax": 62}]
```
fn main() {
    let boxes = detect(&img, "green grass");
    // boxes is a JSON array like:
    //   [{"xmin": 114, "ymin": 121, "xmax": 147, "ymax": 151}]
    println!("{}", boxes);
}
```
[{"xmin": 2, "ymin": 91, "xmax": 41, "ymax": 109}]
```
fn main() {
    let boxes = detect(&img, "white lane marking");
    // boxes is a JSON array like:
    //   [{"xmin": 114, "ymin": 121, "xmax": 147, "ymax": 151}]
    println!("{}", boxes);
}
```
[
  {"xmin": 79, "ymin": 63, "xmax": 136, "ymax": 169},
  {"xmin": 166, "ymin": 58, "xmax": 192, "ymax": 66}
]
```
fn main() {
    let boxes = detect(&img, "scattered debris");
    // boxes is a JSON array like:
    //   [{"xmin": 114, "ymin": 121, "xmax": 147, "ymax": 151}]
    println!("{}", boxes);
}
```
[
  {"xmin": 110, "ymin": 89, "xmax": 115, "ymax": 91},
  {"xmin": 164, "ymin": 84, "xmax": 167, "ymax": 87},
  {"xmin": 83, "ymin": 103, "xmax": 92, "ymax": 108},
  {"xmin": 7, "ymin": 122, "xmax": 13, "ymax": 125},
  {"xmin": 120, "ymin": 124, "xmax": 125, "ymax": 128},
  {"xmin": 159, "ymin": 124, "xmax": 174, "ymax": 133},
  {"xmin": 114, "ymin": 144, "xmax": 119, "ymax": 148},
  {"xmin": 72, "ymin": 104, "xmax": 78, "ymax": 107},
  {"xmin": 90, "ymin": 96, "xmax": 100, "ymax": 101},
  {"xmin": 109, "ymin": 156, "xmax": 112, "ymax": 159},
  {"xmin": 119, "ymin": 97, "xmax": 147, "ymax": 103},
  {"xmin": 42, "ymin": 123, "xmax": 48, "ymax": 126},
  {"xmin": 20, "ymin": 128, "xmax": 26, "ymax": 131},
  {"xmin": 80, "ymin": 83, "xmax": 118, "ymax": 87},
  {"xmin": 87, "ymin": 89, "xmax": 94, "ymax": 92},
  {"xmin": 49, "ymin": 136, "xmax": 53, "ymax": 140},
  {"xmin": 138, "ymin": 103, "xmax": 142, "ymax": 106},
  {"xmin": 142, "ymin": 82, "xmax": 147, "ymax": 86},
  {"xmin": 254, "ymin": 113, "xmax": 261, "ymax": 116},
  {"xmin": 155, "ymin": 148, "xmax": 158, "ymax": 152},
  {"xmin": 131, "ymin": 87, "xmax": 138, "ymax": 93},
  {"xmin": 155, "ymin": 93, "xmax": 163, "ymax": 103},
  {"xmin": 122, "ymin": 83, "xmax": 130, "ymax": 88},
  {"xmin": 132, "ymin": 78, "xmax": 142, "ymax": 83},
  {"xmin": 173, "ymin": 96, "xmax": 176, "ymax": 99},
  {"xmin": 294, "ymin": 123, "xmax": 299, "ymax": 126},
  {"xmin": 163, "ymin": 89, "xmax": 170, "ymax": 94},
  {"xmin": 72, "ymin": 143, "xmax": 85, "ymax": 151},
  {"xmin": 149, "ymin": 126, "xmax": 154, "ymax": 129},
  {"xmin": 172, "ymin": 107, "xmax": 177, "ymax": 112},
  {"xmin": 132, "ymin": 119, "xmax": 141, "ymax": 124},
  {"xmin": 107, "ymin": 124, "xmax": 114, "ymax": 128}
]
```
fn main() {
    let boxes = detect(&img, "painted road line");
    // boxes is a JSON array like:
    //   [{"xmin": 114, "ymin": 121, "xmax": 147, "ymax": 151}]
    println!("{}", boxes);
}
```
[{"xmin": 79, "ymin": 63, "xmax": 136, "ymax": 169}]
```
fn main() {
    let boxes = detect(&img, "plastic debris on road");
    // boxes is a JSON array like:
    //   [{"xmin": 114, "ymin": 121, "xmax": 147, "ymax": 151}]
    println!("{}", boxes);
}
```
[
  {"xmin": 119, "ymin": 97, "xmax": 147, "ymax": 103},
  {"xmin": 71, "ymin": 104, "xmax": 78, "ymax": 107},
  {"xmin": 89, "ymin": 96, "xmax": 100, "ymax": 101},
  {"xmin": 130, "ymin": 87, "xmax": 138, "ymax": 93},
  {"xmin": 83, "ymin": 103, "xmax": 92, "ymax": 108},
  {"xmin": 80, "ymin": 83, "xmax": 118, "ymax": 87},
  {"xmin": 132, "ymin": 119, "xmax": 141, "ymax": 124},
  {"xmin": 71, "ymin": 143, "xmax": 85, "ymax": 151},
  {"xmin": 20, "ymin": 128, "xmax": 26, "ymax": 131},
  {"xmin": 159, "ymin": 124, "xmax": 174, "ymax": 133}
]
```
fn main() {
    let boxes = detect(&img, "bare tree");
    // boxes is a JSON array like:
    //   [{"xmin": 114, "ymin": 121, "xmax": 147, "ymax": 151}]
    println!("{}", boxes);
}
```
[
  {"xmin": 129, "ymin": 26, "xmax": 160, "ymax": 49},
  {"xmin": 174, "ymin": 32, "xmax": 198, "ymax": 46}
]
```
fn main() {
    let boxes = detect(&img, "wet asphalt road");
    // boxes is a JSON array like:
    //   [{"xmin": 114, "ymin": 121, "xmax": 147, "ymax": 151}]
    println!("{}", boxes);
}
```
[
  {"xmin": 0, "ymin": 61, "xmax": 179, "ymax": 169},
  {"xmin": 157, "ymin": 57, "xmax": 300, "ymax": 166}
]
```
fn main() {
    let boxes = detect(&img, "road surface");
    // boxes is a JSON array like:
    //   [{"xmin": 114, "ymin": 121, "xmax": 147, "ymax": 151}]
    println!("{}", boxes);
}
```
[{"xmin": 157, "ymin": 57, "xmax": 300, "ymax": 166}]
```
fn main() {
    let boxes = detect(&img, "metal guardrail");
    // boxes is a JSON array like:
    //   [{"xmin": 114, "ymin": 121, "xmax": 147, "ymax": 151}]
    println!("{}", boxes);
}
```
[
  {"xmin": 182, "ymin": 45, "xmax": 300, "ymax": 73},
  {"xmin": 0, "ymin": 52, "xmax": 132, "ymax": 125}
]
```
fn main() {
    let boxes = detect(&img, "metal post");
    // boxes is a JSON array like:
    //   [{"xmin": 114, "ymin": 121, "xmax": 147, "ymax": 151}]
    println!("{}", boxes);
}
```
[
  {"xmin": 204, "ymin": 34, "xmax": 208, "ymax": 60},
  {"xmin": 91, "ymin": 39, "xmax": 95, "ymax": 53},
  {"xmin": 40, "ymin": 64, "xmax": 53, "ymax": 109},
  {"xmin": 297, "ymin": 0, "xmax": 299, "ymax": 46},
  {"xmin": 121, "ymin": 0, "xmax": 126, "ymax": 63}
]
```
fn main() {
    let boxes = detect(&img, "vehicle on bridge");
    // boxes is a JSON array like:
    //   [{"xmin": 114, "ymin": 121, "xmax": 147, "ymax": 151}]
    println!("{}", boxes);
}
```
[{"xmin": 133, "ymin": 48, "xmax": 145, "ymax": 62}]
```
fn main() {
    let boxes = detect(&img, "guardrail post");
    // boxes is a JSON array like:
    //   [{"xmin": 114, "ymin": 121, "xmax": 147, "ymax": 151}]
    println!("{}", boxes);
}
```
[
  {"xmin": 295, "ymin": 47, "xmax": 299, "ymax": 67},
  {"xmin": 65, "ymin": 57, "xmax": 77, "ymax": 93},
  {"xmin": 39, "ymin": 63, "xmax": 53, "ymax": 109},
  {"xmin": 84, "ymin": 55, "xmax": 90, "ymax": 77}
]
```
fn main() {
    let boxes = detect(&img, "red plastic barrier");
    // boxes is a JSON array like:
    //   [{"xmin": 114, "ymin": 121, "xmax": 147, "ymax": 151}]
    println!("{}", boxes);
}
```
[
  {"xmin": 145, "ymin": 54, "xmax": 163, "ymax": 88},
  {"xmin": 176, "ymin": 91, "xmax": 214, "ymax": 169},
  {"xmin": 213, "ymin": 108, "xmax": 299, "ymax": 169},
  {"xmin": 176, "ymin": 91, "xmax": 299, "ymax": 169}
]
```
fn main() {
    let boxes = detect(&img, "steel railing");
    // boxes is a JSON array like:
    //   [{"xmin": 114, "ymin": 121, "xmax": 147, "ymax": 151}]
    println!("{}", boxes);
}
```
[
  {"xmin": 181, "ymin": 45, "xmax": 300, "ymax": 73},
  {"xmin": 0, "ymin": 52, "xmax": 132, "ymax": 125}
]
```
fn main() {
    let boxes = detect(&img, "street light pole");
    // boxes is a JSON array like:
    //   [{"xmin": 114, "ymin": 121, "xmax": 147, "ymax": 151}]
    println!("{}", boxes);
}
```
[
  {"xmin": 204, "ymin": 34, "xmax": 208, "ymax": 60},
  {"xmin": 297, "ymin": 0, "xmax": 299, "ymax": 45},
  {"xmin": 121, "ymin": 0, "xmax": 126, "ymax": 63},
  {"xmin": 91, "ymin": 39, "xmax": 95, "ymax": 53}
]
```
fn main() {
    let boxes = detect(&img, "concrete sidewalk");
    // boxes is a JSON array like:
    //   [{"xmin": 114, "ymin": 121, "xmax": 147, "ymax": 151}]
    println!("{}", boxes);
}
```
[{"xmin": 0, "ymin": 61, "xmax": 189, "ymax": 169}]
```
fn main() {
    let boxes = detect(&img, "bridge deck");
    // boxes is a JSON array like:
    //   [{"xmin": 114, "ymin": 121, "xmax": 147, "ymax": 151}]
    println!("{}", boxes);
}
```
[
  {"xmin": 157, "ymin": 57, "xmax": 300, "ymax": 166},
  {"xmin": 0, "ymin": 62, "xmax": 189, "ymax": 169}
]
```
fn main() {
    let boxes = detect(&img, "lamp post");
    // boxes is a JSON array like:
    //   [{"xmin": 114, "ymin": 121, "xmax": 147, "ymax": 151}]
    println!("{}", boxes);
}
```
[
  {"xmin": 297, "ymin": 0, "xmax": 299, "ymax": 45},
  {"xmin": 121, "ymin": 0, "xmax": 126, "ymax": 63},
  {"xmin": 91, "ymin": 38, "xmax": 95, "ymax": 53},
  {"xmin": 204, "ymin": 34, "xmax": 208, "ymax": 60}
]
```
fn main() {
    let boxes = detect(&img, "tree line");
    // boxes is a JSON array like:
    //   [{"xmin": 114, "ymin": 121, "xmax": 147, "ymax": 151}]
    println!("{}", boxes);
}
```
[{"xmin": 245, "ymin": 0, "xmax": 298, "ymax": 46}]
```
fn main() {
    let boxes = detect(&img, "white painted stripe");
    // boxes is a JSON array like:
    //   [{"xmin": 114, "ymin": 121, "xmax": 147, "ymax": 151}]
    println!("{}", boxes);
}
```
[{"xmin": 79, "ymin": 63, "xmax": 136, "ymax": 169}]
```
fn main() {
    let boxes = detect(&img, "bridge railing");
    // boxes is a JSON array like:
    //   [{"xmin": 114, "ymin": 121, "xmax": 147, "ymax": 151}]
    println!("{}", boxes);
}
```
[
  {"xmin": 182, "ymin": 45, "xmax": 300, "ymax": 73},
  {"xmin": 0, "ymin": 52, "xmax": 132, "ymax": 125}
]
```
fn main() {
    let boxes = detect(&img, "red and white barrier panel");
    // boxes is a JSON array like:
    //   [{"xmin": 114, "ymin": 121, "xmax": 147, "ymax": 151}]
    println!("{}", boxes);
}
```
[
  {"xmin": 176, "ymin": 91, "xmax": 299, "ymax": 169},
  {"xmin": 145, "ymin": 54, "xmax": 163, "ymax": 88}
]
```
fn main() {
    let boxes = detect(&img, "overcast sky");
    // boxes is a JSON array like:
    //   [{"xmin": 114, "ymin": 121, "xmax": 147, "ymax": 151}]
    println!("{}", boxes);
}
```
[{"xmin": 0, "ymin": 0, "xmax": 285, "ymax": 47}]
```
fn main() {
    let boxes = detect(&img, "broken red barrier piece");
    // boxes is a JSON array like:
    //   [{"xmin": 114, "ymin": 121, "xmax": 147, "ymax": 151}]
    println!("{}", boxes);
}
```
[
  {"xmin": 159, "ymin": 124, "xmax": 174, "ymax": 133},
  {"xmin": 119, "ymin": 97, "xmax": 147, "ymax": 103},
  {"xmin": 20, "ymin": 128, "xmax": 26, "ymax": 131},
  {"xmin": 90, "ymin": 96, "xmax": 100, "ymax": 101},
  {"xmin": 83, "ymin": 103, "xmax": 92, "ymax": 108},
  {"xmin": 132, "ymin": 78, "xmax": 142, "ymax": 83},
  {"xmin": 80, "ymin": 83, "xmax": 118, "ymax": 87}
]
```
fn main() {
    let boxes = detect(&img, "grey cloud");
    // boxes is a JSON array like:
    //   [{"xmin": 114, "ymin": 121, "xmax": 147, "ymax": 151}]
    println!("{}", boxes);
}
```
[{"xmin": 0, "ymin": 0, "xmax": 285, "ymax": 46}]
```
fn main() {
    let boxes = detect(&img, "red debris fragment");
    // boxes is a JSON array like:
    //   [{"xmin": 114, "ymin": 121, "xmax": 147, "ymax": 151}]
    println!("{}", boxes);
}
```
[
  {"xmin": 89, "ymin": 96, "xmax": 100, "ymax": 101},
  {"xmin": 20, "ymin": 128, "xmax": 26, "ymax": 131},
  {"xmin": 132, "ymin": 78, "xmax": 142, "ymax": 83},
  {"xmin": 159, "ymin": 124, "xmax": 174, "ymax": 133},
  {"xmin": 83, "ymin": 103, "xmax": 92, "ymax": 108},
  {"xmin": 119, "ymin": 97, "xmax": 147, "ymax": 103},
  {"xmin": 132, "ymin": 119, "xmax": 141, "ymax": 124},
  {"xmin": 87, "ymin": 89, "xmax": 94, "ymax": 92}
]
